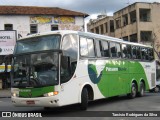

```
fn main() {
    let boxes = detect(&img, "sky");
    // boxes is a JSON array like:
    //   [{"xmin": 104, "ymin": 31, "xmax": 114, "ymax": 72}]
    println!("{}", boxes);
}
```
[{"xmin": 0, "ymin": 0, "xmax": 160, "ymax": 23}]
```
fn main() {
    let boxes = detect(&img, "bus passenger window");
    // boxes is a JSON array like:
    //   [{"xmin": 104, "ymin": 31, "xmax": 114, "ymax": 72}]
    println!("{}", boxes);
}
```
[
  {"xmin": 137, "ymin": 47, "xmax": 141, "ymax": 59},
  {"xmin": 80, "ymin": 37, "xmax": 95, "ymax": 57},
  {"xmin": 95, "ymin": 40, "xmax": 102, "ymax": 57},
  {"xmin": 110, "ymin": 42, "xmax": 117, "ymax": 57},
  {"xmin": 122, "ymin": 44, "xmax": 128, "ymax": 58},
  {"xmin": 61, "ymin": 34, "xmax": 78, "ymax": 83},
  {"xmin": 126, "ymin": 45, "xmax": 132, "ymax": 58},
  {"xmin": 141, "ymin": 47, "xmax": 148, "ymax": 60},
  {"xmin": 101, "ymin": 41, "xmax": 109, "ymax": 57},
  {"xmin": 87, "ymin": 38, "xmax": 95, "ymax": 57},
  {"xmin": 132, "ymin": 46, "xmax": 137, "ymax": 59},
  {"xmin": 148, "ymin": 48, "xmax": 154, "ymax": 61},
  {"xmin": 80, "ymin": 37, "xmax": 89, "ymax": 56},
  {"xmin": 132, "ymin": 46, "xmax": 141, "ymax": 59},
  {"xmin": 116, "ymin": 43, "xmax": 121, "ymax": 58},
  {"xmin": 110, "ymin": 42, "xmax": 120, "ymax": 58}
]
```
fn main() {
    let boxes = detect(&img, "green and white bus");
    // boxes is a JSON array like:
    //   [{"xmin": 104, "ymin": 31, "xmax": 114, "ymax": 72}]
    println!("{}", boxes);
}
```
[{"xmin": 11, "ymin": 30, "xmax": 156, "ymax": 110}]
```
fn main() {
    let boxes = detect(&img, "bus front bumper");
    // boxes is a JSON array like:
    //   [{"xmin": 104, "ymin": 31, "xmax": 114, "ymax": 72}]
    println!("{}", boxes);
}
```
[{"xmin": 11, "ymin": 96, "xmax": 61, "ymax": 107}]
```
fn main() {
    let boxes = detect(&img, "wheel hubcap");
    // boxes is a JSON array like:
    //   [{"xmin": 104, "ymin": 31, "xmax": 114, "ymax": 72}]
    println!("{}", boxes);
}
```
[{"xmin": 132, "ymin": 87, "xmax": 136, "ymax": 96}]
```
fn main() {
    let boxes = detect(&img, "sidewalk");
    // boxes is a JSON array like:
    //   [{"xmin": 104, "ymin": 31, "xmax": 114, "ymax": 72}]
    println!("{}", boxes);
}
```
[{"xmin": 0, "ymin": 89, "xmax": 11, "ymax": 98}]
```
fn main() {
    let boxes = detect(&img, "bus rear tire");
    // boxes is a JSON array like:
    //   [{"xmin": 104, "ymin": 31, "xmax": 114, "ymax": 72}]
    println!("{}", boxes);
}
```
[
  {"xmin": 128, "ymin": 83, "xmax": 137, "ymax": 99},
  {"xmin": 137, "ymin": 82, "xmax": 145, "ymax": 97},
  {"xmin": 80, "ymin": 88, "xmax": 88, "ymax": 110}
]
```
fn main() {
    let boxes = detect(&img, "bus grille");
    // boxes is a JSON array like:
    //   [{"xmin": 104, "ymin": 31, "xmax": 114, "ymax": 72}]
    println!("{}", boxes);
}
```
[{"xmin": 151, "ymin": 73, "xmax": 156, "ymax": 87}]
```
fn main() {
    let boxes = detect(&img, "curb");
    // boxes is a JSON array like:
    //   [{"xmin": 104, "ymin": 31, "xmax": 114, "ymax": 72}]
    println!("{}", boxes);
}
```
[{"xmin": 0, "ymin": 96, "xmax": 11, "ymax": 98}]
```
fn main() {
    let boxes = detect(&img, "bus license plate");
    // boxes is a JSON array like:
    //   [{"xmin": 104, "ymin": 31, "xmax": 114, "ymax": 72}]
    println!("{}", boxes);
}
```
[{"xmin": 26, "ymin": 100, "xmax": 35, "ymax": 105}]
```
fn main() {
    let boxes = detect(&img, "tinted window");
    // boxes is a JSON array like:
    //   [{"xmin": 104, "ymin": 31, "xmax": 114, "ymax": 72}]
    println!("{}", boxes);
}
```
[
  {"xmin": 96, "ymin": 40, "xmax": 109, "ymax": 57},
  {"xmin": 122, "ymin": 44, "xmax": 128, "ymax": 58},
  {"xmin": 80, "ymin": 37, "xmax": 95, "ymax": 57},
  {"xmin": 102, "ymin": 41, "xmax": 110, "ymax": 57},
  {"xmin": 80, "ymin": 37, "xmax": 88, "ymax": 56},
  {"xmin": 126, "ymin": 45, "xmax": 132, "ymax": 58},
  {"xmin": 141, "ymin": 47, "xmax": 149, "ymax": 60},
  {"xmin": 15, "ymin": 35, "xmax": 61, "ymax": 54},
  {"xmin": 87, "ymin": 38, "xmax": 95, "ymax": 57},
  {"xmin": 62, "ymin": 34, "xmax": 78, "ymax": 61},
  {"xmin": 132, "ymin": 46, "xmax": 137, "ymax": 59},
  {"xmin": 116, "ymin": 43, "xmax": 121, "ymax": 57},
  {"xmin": 137, "ymin": 47, "xmax": 141, "ymax": 59},
  {"xmin": 148, "ymin": 48, "xmax": 154, "ymax": 61},
  {"xmin": 61, "ymin": 34, "xmax": 78, "ymax": 83},
  {"xmin": 95, "ymin": 40, "xmax": 101, "ymax": 57},
  {"xmin": 110, "ymin": 42, "xmax": 117, "ymax": 57},
  {"xmin": 132, "ymin": 46, "xmax": 141, "ymax": 59},
  {"xmin": 110, "ymin": 42, "xmax": 121, "ymax": 58}
]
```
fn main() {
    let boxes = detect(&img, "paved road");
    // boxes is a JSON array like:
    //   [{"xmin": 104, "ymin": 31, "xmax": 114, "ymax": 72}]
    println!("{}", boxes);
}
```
[{"xmin": 0, "ymin": 92, "xmax": 160, "ymax": 119}]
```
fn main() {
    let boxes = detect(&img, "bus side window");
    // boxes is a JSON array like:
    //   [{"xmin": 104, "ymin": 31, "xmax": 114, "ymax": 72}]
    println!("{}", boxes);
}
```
[
  {"xmin": 61, "ymin": 34, "xmax": 78, "ymax": 83},
  {"xmin": 110, "ymin": 42, "xmax": 117, "ymax": 58},
  {"xmin": 110, "ymin": 42, "xmax": 121, "ymax": 58},
  {"xmin": 101, "ymin": 41, "xmax": 110, "ymax": 57},
  {"xmin": 141, "ymin": 47, "xmax": 148, "ymax": 60},
  {"xmin": 137, "ymin": 47, "xmax": 141, "ymax": 59},
  {"xmin": 87, "ymin": 38, "xmax": 95, "ymax": 57},
  {"xmin": 80, "ymin": 37, "xmax": 95, "ymax": 57},
  {"xmin": 132, "ymin": 46, "xmax": 137, "ymax": 59},
  {"xmin": 122, "ymin": 44, "xmax": 128, "ymax": 58},
  {"xmin": 126, "ymin": 45, "xmax": 132, "ymax": 58},
  {"xmin": 116, "ymin": 43, "xmax": 121, "ymax": 58},
  {"xmin": 148, "ymin": 48, "xmax": 154, "ymax": 61},
  {"xmin": 95, "ymin": 40, "xmax": 102, "ymax": 57},
  {"xmin": 80, "ymin": 37, "xmax": 88, "ymax": 57}
]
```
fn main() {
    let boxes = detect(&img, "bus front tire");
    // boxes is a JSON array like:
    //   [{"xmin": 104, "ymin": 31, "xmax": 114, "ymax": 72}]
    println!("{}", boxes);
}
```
[
  {"xmin": 154, "ymin": 86, "xmax": 160, "ymax": 93},
  {"xmin": 128, "ymin": 83, "xmax": 137, "ymax": 99},
  {"xmin": 80, "ymin": 88, "xmax": 88, "ymax": 110},
  {"xmin": 137, "ymin": 82, "xmax": 145, "ymax": 97}
]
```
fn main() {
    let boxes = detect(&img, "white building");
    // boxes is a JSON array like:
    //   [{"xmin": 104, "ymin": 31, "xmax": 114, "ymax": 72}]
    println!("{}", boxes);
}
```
[
  {"xmin": 0, "ymin": 6, "xmax": 88, "ymax": 38},
  {"xmin": 0, "ymin": 6, "xmax": 88, "ymax": 89}
]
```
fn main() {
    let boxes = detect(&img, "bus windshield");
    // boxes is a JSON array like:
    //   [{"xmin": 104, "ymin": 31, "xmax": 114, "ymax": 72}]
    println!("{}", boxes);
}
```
[
  {"xmin": 12, "ymin": 34, "xmax": 61, "ymax": 88},
  {"xmin": 15, "ymin": 34, "xmax": 61, "ymax": 54},
  {"xmin": 12, "ymin": 52, "xmax": 59, "ymax": 88}
]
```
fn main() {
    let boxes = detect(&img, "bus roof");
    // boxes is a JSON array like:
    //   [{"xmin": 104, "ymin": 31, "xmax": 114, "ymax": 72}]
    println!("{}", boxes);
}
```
[{"xmin": 19, "ymin": 30, "xmax": 152, "ymax": 48}]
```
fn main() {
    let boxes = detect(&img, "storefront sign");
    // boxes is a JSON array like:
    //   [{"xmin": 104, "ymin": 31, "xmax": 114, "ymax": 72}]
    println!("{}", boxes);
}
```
[{"xmin": 0, "ymin": 31, "xmax": 17, "ymax": 55}]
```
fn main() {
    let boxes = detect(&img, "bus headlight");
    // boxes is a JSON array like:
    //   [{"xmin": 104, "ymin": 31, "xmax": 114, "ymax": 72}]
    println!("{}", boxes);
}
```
[
  {"xmin": 43, "ymin": 91, "xmax": 58, "ymax": 97},
  {"xmin": 12, "ymin": 92, "xmax": 19, "ymax": 97}
]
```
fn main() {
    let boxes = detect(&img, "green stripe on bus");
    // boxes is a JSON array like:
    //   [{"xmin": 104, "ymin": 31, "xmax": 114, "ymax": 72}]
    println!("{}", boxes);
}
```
[
  {"xmin": 88, "ymin": 60, "xmax": 149, "ymax": 97},
  {"xmin": 19, "ymin": 86, "xmax": 54, "ymax": 98}
]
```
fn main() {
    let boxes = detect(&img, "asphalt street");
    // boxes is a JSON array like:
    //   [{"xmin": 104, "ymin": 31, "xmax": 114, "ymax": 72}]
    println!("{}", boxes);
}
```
[{"xmin": 0, "ymin": 92, "xmax": 160, "ymax": 120}]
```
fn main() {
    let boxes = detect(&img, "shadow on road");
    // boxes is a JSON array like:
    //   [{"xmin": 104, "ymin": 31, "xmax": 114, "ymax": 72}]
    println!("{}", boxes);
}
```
[{"xmin": 23, "ymin": 92, "xmax": 156, "ymax": 117}]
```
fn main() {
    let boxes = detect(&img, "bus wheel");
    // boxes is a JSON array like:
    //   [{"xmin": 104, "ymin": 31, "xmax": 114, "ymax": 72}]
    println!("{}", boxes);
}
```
[
  {"xmin": 154, "ymin": 86, "xmax": 160, "ymax": 93},
  {"xmin": 80, "ymin": 88, "xmax": 88, "ymax": 110},
  {"xmin": 128, "ymin": 83, "xmax": 137, "ymax": 99},
  {"xmin": 138, "ymin": 82, "xmax": 145, "ymax": 97}
]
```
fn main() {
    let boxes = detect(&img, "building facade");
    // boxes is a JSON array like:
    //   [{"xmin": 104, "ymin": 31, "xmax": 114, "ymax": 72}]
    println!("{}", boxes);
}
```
[
  {"xmin": 87, "ymin": 15, "xmax": 115, "ymax": 37},
  {"xmin": 0, "ymin": 6, "xmax": 88, "ymax": 89},
  {"xmin": 114, "ymin": 2, "xmax": 160, "ymax": 48},
  {"xmin": 87, "ymin": 2, "xmax": 160, "ymax": 58},
  {"xmin": 0, "ymin": 6, "xmax": 88, "ymax": 38}
]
